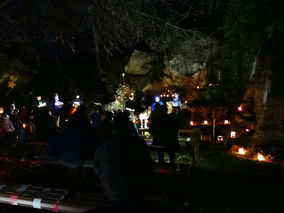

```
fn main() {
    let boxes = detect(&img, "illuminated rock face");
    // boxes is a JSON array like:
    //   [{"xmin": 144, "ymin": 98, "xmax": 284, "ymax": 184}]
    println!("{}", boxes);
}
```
[{"xmin": 124, "ymin": 50, "xmax": 153, "ymax": 75}]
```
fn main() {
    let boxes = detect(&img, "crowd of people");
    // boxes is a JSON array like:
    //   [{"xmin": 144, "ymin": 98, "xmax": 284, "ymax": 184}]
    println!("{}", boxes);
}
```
[{"xmin": 0, "ymin": 91, "xmax": 192, "ymax": 212}]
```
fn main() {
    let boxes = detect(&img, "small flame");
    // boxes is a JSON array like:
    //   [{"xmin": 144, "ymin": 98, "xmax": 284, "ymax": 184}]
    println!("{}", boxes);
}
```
[
  {"xmin": 203, "ymin": 120, "xmax": 208, "ymax": 125},
  {"xmin": 190, "ymin": 121, "xmax": 194, "ymax": 126},
  {"xmin": 22, "ymin": 123, "xmax": 26, "ymax": 129}
]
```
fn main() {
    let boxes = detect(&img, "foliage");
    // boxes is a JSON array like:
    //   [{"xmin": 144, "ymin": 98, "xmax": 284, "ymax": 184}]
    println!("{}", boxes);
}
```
[
  {"xmin": 217, "ymin": 0, "xmax": 268, "ymax": 104},
  {"xmin": 88, "ymin": 0, "xmax": 214, "ymax": 58},
  {"xmin": 104, "ymin": 84, "xmax": 135, "ymax": 112}
]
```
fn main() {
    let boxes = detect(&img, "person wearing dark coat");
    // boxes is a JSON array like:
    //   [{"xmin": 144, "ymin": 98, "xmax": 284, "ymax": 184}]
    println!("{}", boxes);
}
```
[
  {"xmin": 94, "ymin": 113, "xmax": 153, "ymax": 210},
  {"xmin": 60, "ymin": 108, "xmax": 95, "ymax": 168},
  {"xmin": 149, "ymin": 105, "xmax": 179, "ymax": 166}
]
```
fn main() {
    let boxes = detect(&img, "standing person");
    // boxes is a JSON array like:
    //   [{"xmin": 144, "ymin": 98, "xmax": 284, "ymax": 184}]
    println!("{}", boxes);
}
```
[
  {"xmin": 94, "ymin": 113, "xmax": 153, "ymax": 211},
  {"xmin": 72, "ymin": 94, "xmax": 83, "ymax": 109},
  {"xmin": 60, "ymin": 107, "xmax": 95, "ymax": 168},
  {"xmin": 149, "ymin": 105, "xmax": 179, "ymax": 168},
  {"xmin": 20, "ymin": 106, "xmax": 27, "ymax": 123},
  {"xmin": 151, "ymin": 96, "xmax": 163, "ymax": 112},
  {"xmin": 1, "ymin": 114, "xmax": 16, "ymax": 146},
  {"xmin": 50, "ymin": 93, "xmax": 64, "ymax": 127},
  {"xmin": 13, "ymin": 108, "xmax": 28, "ymax": 144},
  {"xmin": 91, "ymin": 106, "xmax": 101, "ymax": 129}
]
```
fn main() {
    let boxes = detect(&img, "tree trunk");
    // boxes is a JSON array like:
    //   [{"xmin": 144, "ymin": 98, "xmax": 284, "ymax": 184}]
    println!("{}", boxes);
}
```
[{"xmin": 93, "ymin": 26, "xmax": 102, "ymax": 73}]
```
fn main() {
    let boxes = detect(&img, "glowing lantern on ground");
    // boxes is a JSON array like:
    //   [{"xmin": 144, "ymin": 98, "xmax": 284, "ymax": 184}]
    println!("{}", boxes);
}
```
[
  {"xmin": 224, "ymin": 120, "xmax": 230, "ymax": 125},
  {"xmin": 238, "ymin": 147, "xmax": 246, "ymax": 155},
  {"xmin": 217, "ymin": 136, "xmax": 224, "ymax": 142},
  {"xmin": 257, "ymin": 153, "xmax": 265, "ymax": 161},
  {"xmin": 190, "ymin": 121, "xmax": 194, "ymax": 126},
  {"xmin": 230, "ymin": 131, "xmax": 236, "ymax": 138},
  {"xmin": 203, "ymin": 120, "xmax": 208, "ymax": 125},
  {"xmin": 0, "ymin": 107, "xmax": 3, "ymax": 115}
]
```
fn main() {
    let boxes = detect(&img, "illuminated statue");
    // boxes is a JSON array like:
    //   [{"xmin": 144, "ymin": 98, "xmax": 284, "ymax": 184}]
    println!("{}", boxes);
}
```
[
  {"xmin": 72, "ymin": 95, "xmax": 83, "ymax": 109},
  {"xmin": 151, "ymin": 96, "xmax": 163, "ymax": 111}
]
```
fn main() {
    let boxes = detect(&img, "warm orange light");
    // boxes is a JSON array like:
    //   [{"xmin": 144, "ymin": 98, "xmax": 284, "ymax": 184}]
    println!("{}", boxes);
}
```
[
  {"xmin": 184, "ymin": 101, "xmax": 188, "ymax": 104},
  {"xmin": 217, "ymin": 136, "xmax": 224, "ymax": 142},
  {"xmin": 196, "ymin": 86, "xmax": 200, "ymax": 89},
  {"xmin": 224, "ymin": 120, "xmax": 230, "ymax": 125},
  {"xmin": 257, "ymin": 153, "xmax": 265, "ymax": 161},
  {"xmin": 166, "ymin": 94, "xmax": 169, "ymax": 97},
  {"xmin": 0, "ymin": 107, "xmax": 4, "ymax": 114},
  {"xmin": 160, "ymin": 95, "xmax": 163, "ymax": 97},
  {"xmin": 245, "ymin": 128, "xmax": 250, "ymax": 132},
  {"xmin": 22, "ymin": 123, "xmax": 26, "ymax": 129},
  {"xmin": 203, "ymin": 120, "xmax": 208, "ymax": 125},
  {"xmin": 230, "ymin": 131, "xmax": 236, "ymax": 138},
  {"xmin": 190, "ymin": 121, "xmax": 194, "ymax": 126}
]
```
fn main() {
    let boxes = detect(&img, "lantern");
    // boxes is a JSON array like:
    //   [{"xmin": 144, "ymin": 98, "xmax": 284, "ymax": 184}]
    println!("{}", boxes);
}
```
[
  {"xmin": 0, "ymin": 107, "xmax": 4, "ymax": 115},
  {"xmin": 203, "ymin": 120, "xmax": 208, "ymax": 125},
  {"xmin": 190, "ymin": 121, "xmax": 194, "ymax": 126},
  {"xmin": 217, "ymin": 136, "xmax": 224, "ymax": 142},
  {"xmin": 230, "ymin": 131, "xmax": 236, "ymax": 138}
]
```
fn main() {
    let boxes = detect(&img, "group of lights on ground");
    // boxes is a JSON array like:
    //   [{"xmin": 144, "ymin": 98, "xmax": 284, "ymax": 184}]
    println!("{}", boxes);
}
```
[
  {"xmin": 236, "ymin": 147, "xmax": 270, "ymax": 162},
  {"xmin": 189, "ymin": 120, "xmax": 231, "ymax": 126}
]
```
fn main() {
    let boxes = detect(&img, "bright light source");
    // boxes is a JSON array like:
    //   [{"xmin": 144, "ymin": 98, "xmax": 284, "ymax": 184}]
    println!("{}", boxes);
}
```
[
  {"xmin": 230, "ymin": 131, "xmax": 236, "ymax": 138},
  {"xmin": 245, "ymin": 128, "xmax": 250, "ymax": 132},
  {"xmin": 238, "ymin": 106, "xmax": 242, "ymax": 112},
  {"xmin": 217, "ymin": 136, "xmax": 224, "ymax": 142},
  {"xmin": 196, "ymin": 86, "xmax": 200, "ymax": 89},
  {"xmin": 203, "ymin": 120, "xmax": 208, "ymax": 125},
  {"xmin": 185, "ymin": 101, "xmax": 188, "ymax": 104},
  {"xmin": 122, "ymin": 73, "xmax": 125, "ymax": 77},
  {"xmin": 22, "ymin": 123, "xmax": 26, "ymax": 129},
  {"xmin": 224, "ymin": 120, "xmax": 230, "ymax": 125},
  {"xmin": 208, "ymin": 83, "xmax": 213, "ymax": 87},
  {"xmin": 238, "ymin": 148, "xmax": 246, "ymax": 155},
  {"xmin": 160, "ymin": 95, "xmax": 162, "ymax": 97},
  {"xmin": 0, "ymin": 107, "xmax": 3, "ymax": 114},
  {"xmin": 257, "ymin": 153, "xmax": 265, "ymax": 161},
  {"xmin": 190, "ymin": 121, "xmax": 194, "ymax": 126}
]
